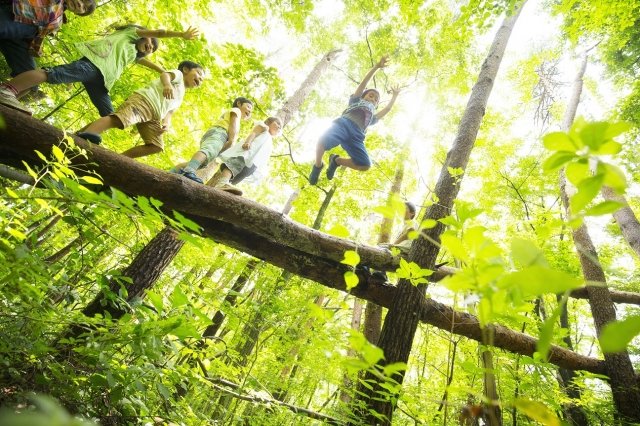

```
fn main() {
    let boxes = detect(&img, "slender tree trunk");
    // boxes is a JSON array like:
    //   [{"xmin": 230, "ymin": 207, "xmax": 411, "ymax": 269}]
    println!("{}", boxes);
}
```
[
  {"xmin": 601, "ymin": 186, "xmax": 640, "ymax": 258},
  {"xmin": 558, "ymin": 54, "xmax": 640, "ymax": 422},
  {"xmin": 363, "ymin": 161, "xmax": 405, "ymax": 344},
  {"xmin": 355, "ymin": 6, "xmax": 525, "ymax": 423},
  {"xmin": 340, "ymin": 297, "xmax": 364, "ymax": 403}
]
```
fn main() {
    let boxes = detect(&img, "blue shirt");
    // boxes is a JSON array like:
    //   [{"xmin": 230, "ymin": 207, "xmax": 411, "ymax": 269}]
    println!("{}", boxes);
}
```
[{"xmin": 341, "ymin": 94, "xmax": 378, "ymax": 132}]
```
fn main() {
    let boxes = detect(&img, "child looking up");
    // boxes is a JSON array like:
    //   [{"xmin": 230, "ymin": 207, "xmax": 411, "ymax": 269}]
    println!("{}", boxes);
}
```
[
  {"xmin": 0, "ymin": 24, "xmax": 199, "ymax": 115},
  {"xmin": 0, "ymin": 0, "xmax": 96, "ymax": 83},
  {"xmin": 206, "ymin": 116, "xmax": 282, "ymax": 195},
  {"xmin": 173, "ymin": 97, "xmax": 253, "ymax": 184},
  {"xmin": 76, "ymin": 60, "xmax": 205, "ymax": 158},
  {"xmin": 308, "ymin": 55, "xmax": 400, "ymax": 185}
]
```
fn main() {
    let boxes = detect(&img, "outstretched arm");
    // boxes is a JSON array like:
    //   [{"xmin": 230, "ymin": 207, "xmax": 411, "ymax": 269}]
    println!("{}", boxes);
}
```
[
  {"xmin": 136, "ymin": 26, "xmax": 200, "ymax": 40},
  {"xmin": 375, "ymin": 85, "xmax": 400, "ymax": 120},
  {"xmin": 354, "ymin": 55, "xmax": 389, "ymax": 97},
  {"xmin": 136, "ymin": 58, "xmax": 166, "ymax": 73},
  {"xmin": 242, "ymin": 123, "xmax": 268, "ymax": 150}
]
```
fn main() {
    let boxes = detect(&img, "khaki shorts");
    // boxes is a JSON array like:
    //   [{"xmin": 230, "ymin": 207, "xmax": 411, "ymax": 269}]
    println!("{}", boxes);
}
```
[{"xmin": 113, "ymin": 93, "xmax": 164, "ymax": 150}]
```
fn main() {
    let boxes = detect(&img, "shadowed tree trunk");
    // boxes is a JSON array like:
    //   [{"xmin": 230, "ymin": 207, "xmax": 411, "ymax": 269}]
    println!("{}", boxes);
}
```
[
  {"xmin": 67, "ymin": 227, "xmax": 185, "ymax": 337},
  {"xmin": 558, "ymin": 54, "xmax": 640, "ymax": 423},
  {"xmin": 354, "ymin": 6, "xmax": 525, "ymax": 424}
]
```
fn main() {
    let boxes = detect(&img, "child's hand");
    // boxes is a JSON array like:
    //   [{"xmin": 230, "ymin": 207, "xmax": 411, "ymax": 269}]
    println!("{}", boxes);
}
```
[
  {"xmin": 160, "ymin": 124, "xmax": 170, "ymax": 133},
  {"xmin": 390, "ymin": 84, "xmax": 401, "ymax": 96},
  {"xmin": 163, "ymin": 85, "xmax": 174, "ymax": 99},
  {"xmin": 376, "ymin": 55, "xmax": 390, "ymax": 69},
  {"xmin": 242, "ymin": 142, "xmax": 251, "ymax": 150},
  {"xmin": 182, "ymin": 27, "xmax": 200, "ymax": 40}
]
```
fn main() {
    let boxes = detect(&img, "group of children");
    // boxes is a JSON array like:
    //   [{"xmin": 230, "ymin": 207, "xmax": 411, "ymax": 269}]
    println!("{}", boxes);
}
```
[{"xmin": 0, "ymin": 0, "xmax": 401, "ymax": 196}]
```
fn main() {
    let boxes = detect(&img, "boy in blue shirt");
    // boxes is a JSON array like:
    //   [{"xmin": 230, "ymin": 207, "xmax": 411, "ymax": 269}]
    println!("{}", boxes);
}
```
[{"xmin": 308, "ymin": 55, "xmax": 400, "ymax": 185}]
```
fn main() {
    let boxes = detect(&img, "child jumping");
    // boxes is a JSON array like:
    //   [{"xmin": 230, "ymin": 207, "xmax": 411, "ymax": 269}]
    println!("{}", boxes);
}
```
[
  {"xmin": 0, "ymin": 24, "xmax": 199, "ymax": 115},
  {"xmin": 0, "ymin": 0, "xmax": 96, "ymax": 83},
  {"xmin": 206, "ymin": 116, "xmax": 282, "ymax": 195},
  {"xmin": 172, "ymin": 97, "xmax": 254, "ymax": 184},
  {"xmin": 308, "ymin": 55, "xmax": 400, "ymax": 185},
  {"xmin": 76, "ymin": 60, "xmax": 205, "ymax": 158}
]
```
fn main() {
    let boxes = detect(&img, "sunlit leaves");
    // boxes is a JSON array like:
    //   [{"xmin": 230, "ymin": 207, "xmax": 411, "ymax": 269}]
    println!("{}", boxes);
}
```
[
  {"xmin": 600, "ymin": 315, "xmax": 640, "ymax": 353},
  {"xmin": 512, "ymin": 399, "xmax": 561, "ymax": 426}
]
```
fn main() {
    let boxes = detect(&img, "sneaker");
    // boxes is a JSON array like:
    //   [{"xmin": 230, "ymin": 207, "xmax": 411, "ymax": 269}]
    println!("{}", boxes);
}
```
[
  {"xmin": 215, "ymin": 183, "xmax": 243, "ymax": 196},
  {"xmin": 326, "ymin": 154, "xmax": 339, "ymax": 180},
  {"xmin": 76, "ymin": 131, "xmax": 102, "ymax": 145},
  {"xmin": 308, "ymin": 163, "xmax": 324, "ymax": 185},
  {"xmin": 0, "ymin": 87, "xmax": 32, "ymax": 115},
  {"xmin": 178, "ymin": 169, "xmax": 203, "ymax": 184}
]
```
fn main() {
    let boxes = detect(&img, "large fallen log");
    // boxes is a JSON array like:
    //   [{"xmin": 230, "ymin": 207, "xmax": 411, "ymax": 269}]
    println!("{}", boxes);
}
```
[{"xmin": 0, "ymin": 106, "xmax": 608, "ymax": 374}]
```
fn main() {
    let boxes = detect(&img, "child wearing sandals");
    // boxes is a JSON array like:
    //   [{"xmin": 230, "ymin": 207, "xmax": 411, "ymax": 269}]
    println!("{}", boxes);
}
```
[
  {"xmin": 206, "ymin": 116, "xmax": 282, "ymax": 195},
  {"xmin": 308, "ymin": 55, "xmax": 400, "ymax": 185},
  {"xmin": 172, "ymin": 97, "xmax": 253, "ymax": 184},
  {"xmin": 76, "ymin": 60, "xmax": 205, "ymax": 158},
  {"xmin": 0, "ymin": 24, "xmax": 199, "ymax": 116}
]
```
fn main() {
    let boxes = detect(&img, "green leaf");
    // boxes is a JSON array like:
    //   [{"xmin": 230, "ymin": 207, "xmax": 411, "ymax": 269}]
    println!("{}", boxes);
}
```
[
  {"xmin": 173, "ymin": 211, "xmax": 201, "ymax": 233},
  {"xmin": 542, "ymin": 132, "xmax": 578, "ymax": 152},
  {"xmin": 382, "ymin": 362, "xmax": 407, "ymax": 377},
  {"xmin": 579, "ymin": 121, "xmax": 609, "ymax": 149},
  {"xmin": 171, "ymin": 285, "xmax": 189, "ymax": 308},
  {"xmin": 146, "ymin": 291, "xmax": 164, "ymax": 313},
  {"xmin": 420, "ymin": 219, "xmax": 437, "ymax": 229},
  {"xmin": 501, "ymin": 265, "xmax": 582, "ymax": 297},
  {"xmin": 584, "ymin": 201, "xmax": 624, "ymax": 216},
  {"xmin": 344, "ymin": 271, "xmax": 359, "ymax": 290},
  {"xmin": 602, "ymin": 163, "xmax": 627, "ymax": 193},
  {"xmin": 600, "ymin": 316, "xmax": 640, "ymax": 353},
  {"xmin": 362, "ymin": 344, "xmax": 384, "ymax": 365},
  {"xmin": 440, "ymin": 233, "xmax": 467, "ymax": 262},
  {"xmin": 513, "ymin": 399, "xmax": 561, "ymax": 426},
  {"xmin": 51, "ymin": 145, "xmax": 65, "ymax": 163},
  {"xmin": 569, "ymin": 174, "xmax": 604, "ymax": 213},
  {"xmin": 602, "ymin": 121, "xmax": 631, "ymax": 139},
  {"xmin": 80, "ymin": 175, "xmax": 103, "ymax": 185},
  {"xmin": 594, "ymin": 140, "xmax": 622, "ymax": 155},
  {"xmin": 565, "ymin": 160, "xmax": 589, "ymax": 186},
  {"xmin": 156, "ymin": 382, "xmax": 171, "ymax": 400},
  {"xmin": 543, "ymin": 151, "xmax": 576, "ymax": 172},
  {"xmin": 341, "ymin": 250, "xmax": 361, "ymax": 267},
  {"xmin": 327, "ymin": 224, "xmax": 350, "ymax": 238},
  {"xmin": 510, "ymin": 238, "xmax": 548, "ymax": 268}
]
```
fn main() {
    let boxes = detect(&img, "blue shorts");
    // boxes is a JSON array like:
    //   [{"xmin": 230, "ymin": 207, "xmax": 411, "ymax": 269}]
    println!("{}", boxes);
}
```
[
  {"xmin": 319, "ymin": 117, "xmax": 370, "ymax": 167},
  {"xmin": 44, "ymin": 58, "xmax": 114, "ymax": 117}
]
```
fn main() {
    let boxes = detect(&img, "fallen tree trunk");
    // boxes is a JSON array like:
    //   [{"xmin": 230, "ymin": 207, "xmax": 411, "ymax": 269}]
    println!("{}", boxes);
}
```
[{"xmin": 0, "ymin": 106, "xmax": 608, "ymax": 375}]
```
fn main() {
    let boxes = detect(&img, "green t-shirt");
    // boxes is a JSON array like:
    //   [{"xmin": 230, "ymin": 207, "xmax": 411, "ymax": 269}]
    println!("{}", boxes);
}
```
[{"xmin": 75, "ymin": 27, "xmax": 139, "ymax": 91}]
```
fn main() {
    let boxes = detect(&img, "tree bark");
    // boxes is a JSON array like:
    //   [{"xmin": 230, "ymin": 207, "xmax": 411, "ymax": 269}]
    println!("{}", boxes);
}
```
[
  {"xmin": 601, "ymin": 185, "xmax": 640, "ymax": 258},
  {"xmin": 558, "ymin": 54, "xmax": 640, "ymax": 422}
]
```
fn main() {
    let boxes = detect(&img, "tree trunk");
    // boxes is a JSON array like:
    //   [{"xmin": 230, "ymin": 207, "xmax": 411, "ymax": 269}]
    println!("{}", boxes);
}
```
[
  {"xmin": 558, "ymin": 54, "xmax": 640, "ymax": 422},
  {"xmin": 356, "ymin": 7, "xmax": 525, "ymax": 423},
  {"xmin": 601, "ymin": 185, "xmax": 640, "ymax": 258},
  {"xmin": 363, "ymin": 161, "xmax": 405, "ymax": 345}
]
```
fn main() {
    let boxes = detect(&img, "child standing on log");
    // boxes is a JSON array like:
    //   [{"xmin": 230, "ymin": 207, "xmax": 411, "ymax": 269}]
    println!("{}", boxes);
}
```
[
  {"xmin": 308, "ymin": 55, "xmax": 400, "ymax": 185},
  {"xmin": 172, "ymin": 97, "xmax": 254, "ymax": 184},
  {"xmin": 206, "ymin": 116, "xmax": 282, "ymax": 195},
  {"xmin": 76, "ymin": 60, "xmax": 205, "ymax": 158},
  {"xmin": 0, "ymin": 24, "xmax": 199, "ymax": 115}
]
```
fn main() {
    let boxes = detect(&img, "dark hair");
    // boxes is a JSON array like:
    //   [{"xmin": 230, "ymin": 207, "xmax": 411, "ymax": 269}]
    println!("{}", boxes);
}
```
[
  {"xmin": 72, "ymin": 0, "xmax": 96, "ymax": 16},
  {"xmin": 115, "ymin": 25, "xmax": 160, "ymax": 59},
  {"xmin": 405, "ymin": 201, "xmax": 416, "ymax": 218},
  {"xmin": 232, "ymin": 97, "xmax": 253, "ymax": 108},
  {"xmin": 362, "ymin": 88, "xmax": 380, "ymax": 99},
  {"xmin": 264, "ymin": 116, "xmax": 282, "ymax": 126},
  {"xmin": 178, "ymin": 60, "xmax": 203, "ymax": 71}
]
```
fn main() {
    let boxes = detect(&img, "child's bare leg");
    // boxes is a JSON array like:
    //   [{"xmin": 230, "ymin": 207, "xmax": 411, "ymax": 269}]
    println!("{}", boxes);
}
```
[
  {"xmin": 6, "ymin": 70, "xmax": 48, "ymax": 93},
  {"xmin": 336, "ymin": 157, "xmax": 370, "ymax": 171},
  {"xmin": 121, "ymin": 145, "xmax": 162, "ymax": 158},
  {"xmin": 83, "ymin": 116, "xmax": 123, "ymax": 135},
  {"xmin": 314, "ymin": 143, "xmax": 326, "ymax": 167},
  {"xmin": 206, "ymin": 166, "xmax": 233, "ymax": 187}
]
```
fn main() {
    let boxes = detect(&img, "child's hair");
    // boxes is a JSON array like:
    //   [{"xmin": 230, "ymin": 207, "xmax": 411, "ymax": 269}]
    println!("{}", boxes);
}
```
[
  {"xmin": 405, "ymin": 201, "xmax": 416, "ymax": 218},
  {"xmin": 264, "ymin": 116, "xmax": 282, "ymax": 126},
  {"xmin": 362, "ymin": 88, "xmax": 380, "ymax": 100},
  {"xmin": 69, "ymin": 0, "xmax": 96, "ymax": 16},
  {"xmin": 233, "ymin": 97, "xmax": 253, "ymax": 108},
  {"xmin": 178, "ymin": 60, "xmax": 203, "ymax": 71},
  {"xmin": 114, "ymin": 25, "xmax": 160, "ymax": 59}
]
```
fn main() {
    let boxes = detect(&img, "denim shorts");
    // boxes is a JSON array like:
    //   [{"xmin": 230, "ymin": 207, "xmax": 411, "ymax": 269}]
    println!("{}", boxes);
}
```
[
  {"xmin": 44, "ymin": 58, "xmax": 114, "ymax": 116},
  {"xmin": 0, "ymin": 3, "xmax": 37, "ymax": 76},
  {"xmin": 199, "ymin": 127, "xmax": 228, "ymax": 163},
  {"xmin": 319, "ymin": 117, "xmax": 371, "ymax": 167}
]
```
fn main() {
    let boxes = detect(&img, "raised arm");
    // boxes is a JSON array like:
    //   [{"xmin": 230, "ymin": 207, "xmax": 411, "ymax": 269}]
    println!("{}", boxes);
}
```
[
  {"xmin": 354, "ymin": 55, "xmax": 389, "ymax": 97},
  {"xmin": 136, "ymin": 26, "xmax": 200, "ymax": 40},
  {"xmin": 375, "ymin": 85, "xmax": 400, "ymax": 120},
  {"xmin": 159, "ymin": 71, "xmax": 176, "ymax": 99},
  {"xmin": 136, "ymin": 58, "xmax": 166, "ymax": 73}
]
